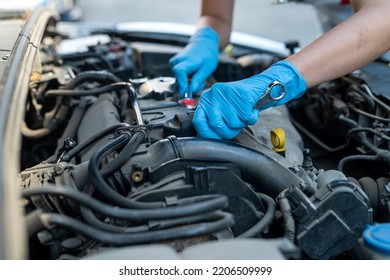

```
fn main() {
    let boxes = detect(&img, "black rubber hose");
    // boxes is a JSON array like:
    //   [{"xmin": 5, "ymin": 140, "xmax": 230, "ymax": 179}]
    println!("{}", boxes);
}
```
[
  {"xmin": 80, "ymin": 204, "xmax": 227, "ymax": 233},
  {"xmin": 25, "ymin": 210, "xmax": 46, "ymax": 238},
  {"xmin": 23, "ymin": 70, "xmax": 108, "ymax": 140},
  {"xmin": 337, "ymin": 154, "xmax": 380, "ymax": 172},
  {"xmin": 21, "ymin": 186, "xmax": 229, "ymax": 222},
  {"xmin": 33, "ymin": 211, "xmax": 235, "ymax": 245},
  {"xmin": 45, "ymin": 82, "xmax": 130, "ymax": 97},
  {"xmin": 59, "ymin": 53, "xmax": 114, "ymax": 71},
  {"xmin": 99, "ymin": 131, "xmax": 145, "ymax": 177},
  {"xmin": 56, "ymin": 98, "xmax": 87, "ymax": 152},
  {"xmin": 122, "ymin": 137, "xmax": 303, "ymax": 198},
  {"xmin": 349, "ymin": 84, "xmax": 376, "ymax": 113},
  {"xmin": 277, "ymin": 191, "xmax": 295, "ymax": 243},
  {"xmin": 290, "ymin": 116, "xmax": 344, "ymax": 153},
  {"xmin": 360, "ymin": 138, "xmax": 390, "ymax": 164},
  {"xmin": 350, "ymin": 106, "xmax": 390, "ymax": 123},
  {"xmin": 362, "ymin": 84, "xmax": 390, "ymax": 112},
  {"xmin": 88, "ymin": 134, "xmax": 166, "ymax": 208},
  {"xmin": 67, "ymin": 123, "xmax": 129, "ymax": 160},
  {"xmin": 338, "ymin": 115, "xmax": 390, "ymax": 166},
  {"xmin": 79, "ymin": 206, "xmax": 149, "ymax": 233},
  {"xmin": 346, "ymin": 127, "xmax": 390, "ymax": 144},
  {"xmin": 78, "ymin": 182, "xmax": 147, "ymax": 234},
  {"xmin": 80, "ymin": 183, "xmax": 228, "ymax": 233},
  {"xmin": 149, "ymin": 211, "xmax": 228, "ymax": 229},
  {"xmin": 21, "ymin": 100, "xmax": 70, "ymax": 139},
  {"xmin": 63, "ymin": 71, "xmax": 121, "ymax": 90},
  {"xmin": 47, "ymin": 80, "xmax": 143, "ymax": 125},
  {"xmin": 236, "ymin": 193, "xmax": 276, "ymax": 238},
  {"xmin": 338, "ymin": 114, "xmax": 359, "ymax": 128}
]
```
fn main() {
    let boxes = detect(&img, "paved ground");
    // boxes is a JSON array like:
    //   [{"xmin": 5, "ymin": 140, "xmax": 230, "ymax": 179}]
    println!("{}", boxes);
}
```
[{"xmin": 77, "ymin": 0, "xmax": 324, "ymax": 47}]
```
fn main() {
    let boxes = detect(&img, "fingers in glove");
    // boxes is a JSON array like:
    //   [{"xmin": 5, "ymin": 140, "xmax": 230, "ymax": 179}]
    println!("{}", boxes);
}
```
[
  {"xmin": 205, "ymin": 105, "xmax": 241, "ymax": 139},
  {"xmin": 190, "ymin": 63, "xmax": 214, "ymax": 93},
  {"xmin": 212, "ymin": 88, "xmax": 259, "ymax": 127},
  {"xmin": 172, "ymin": 68, "xmax": 189, "ymax": 96},
  {"xmin": 172, "ymin": 59, "xmax": 202, "ymax": 96},
  {"xmin": 193, "ymin": 106, "xmax": 222, "ymax": 139},
  {"xmin": 239, "ymin": 109, "xmax": 260, "ymax": 125},
  {"xmin": 207, "ymin": 102, "xmax": 246, "ymax": 130},
  {"xmin": 169, "ymin": 55, "xmax": 179, "ymax": 67}
]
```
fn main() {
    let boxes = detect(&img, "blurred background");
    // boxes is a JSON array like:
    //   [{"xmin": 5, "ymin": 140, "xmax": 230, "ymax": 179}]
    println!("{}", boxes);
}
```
[
  {"xmin": 76, "ymin": 0, "xmax": 324, "ymax": 47},
  {"xmin": 0, "ymin": 0, "xmax": 354, "ymax": 48}
]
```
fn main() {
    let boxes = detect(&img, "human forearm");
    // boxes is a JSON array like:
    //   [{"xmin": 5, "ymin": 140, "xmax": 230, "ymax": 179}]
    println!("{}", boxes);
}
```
[
  {"xmin": 287, "ymin": 0, "xmax": 390, "ymax": 88},
  {"xmin": 197, "ymin": 0, "xmax": 234, "ymax": 49}
]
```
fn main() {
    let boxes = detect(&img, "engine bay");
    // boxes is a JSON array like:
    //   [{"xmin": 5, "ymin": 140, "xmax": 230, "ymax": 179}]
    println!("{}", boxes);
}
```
[{"xmin": 16, "ymin": 14, "xmax": 390, "ymax": 260}]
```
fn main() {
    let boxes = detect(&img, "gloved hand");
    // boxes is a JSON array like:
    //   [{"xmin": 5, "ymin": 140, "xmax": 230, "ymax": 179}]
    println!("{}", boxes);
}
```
[
  {"xmin": 193, "ymin": 60, "xmax": 307, "ymax": 139},
  {"xmin": 170, "ymin": 26, "xmax": 219, "ymax": 97}
]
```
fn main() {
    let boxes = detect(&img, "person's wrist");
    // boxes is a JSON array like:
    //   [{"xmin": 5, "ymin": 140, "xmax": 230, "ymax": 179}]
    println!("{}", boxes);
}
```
[
  {"xmin": 253, "ymin": 60, "xmax": 306, "ymax": 107},
  {"xmin": 190, "ymin": 26, "xmax": 219, "ymax": 46},
  {"xmin": 271, "ymin": 60, "xmax": 306, "ymax": 101},
  {"xmin": 280, "ymin": 60, "xmax": 306, "ymax": 94}
]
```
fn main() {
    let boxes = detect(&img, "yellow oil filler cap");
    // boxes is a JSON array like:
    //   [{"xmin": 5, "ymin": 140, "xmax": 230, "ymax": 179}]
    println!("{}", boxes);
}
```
[
  {"xmin": 224, "ymin": 44, "xmax": 234, "ymax": 57},
  {"xmin": 270, "ymin": 128, "xmax": 286, "ymax": 155}
]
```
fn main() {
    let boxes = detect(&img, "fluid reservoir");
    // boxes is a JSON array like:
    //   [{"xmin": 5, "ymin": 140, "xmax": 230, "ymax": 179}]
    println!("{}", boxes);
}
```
[{"xmin": 363, "ymin": 223, "xmax": 390, "ymax": 260}]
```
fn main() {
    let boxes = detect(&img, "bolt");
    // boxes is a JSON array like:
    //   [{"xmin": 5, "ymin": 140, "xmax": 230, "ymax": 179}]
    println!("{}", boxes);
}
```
[{"xmin": 132, "ymin": 171, "xmax": 144, "ymax": 182}]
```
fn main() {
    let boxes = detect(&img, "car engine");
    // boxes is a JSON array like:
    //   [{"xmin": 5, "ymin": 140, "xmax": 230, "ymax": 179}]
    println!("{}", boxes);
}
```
[{"xmin": 17, "ymin": 13, "xmax": 390, "ymax": 260}]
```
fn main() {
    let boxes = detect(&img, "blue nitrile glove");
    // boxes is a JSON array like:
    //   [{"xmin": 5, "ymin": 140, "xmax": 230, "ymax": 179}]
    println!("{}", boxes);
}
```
[
  {"xmin": 170, "ymin": 26, "xmax": 219, "ymax": 97},
  {"xmin": 193, "ymin": 60, "xmax": 307, "ymax": 139}
]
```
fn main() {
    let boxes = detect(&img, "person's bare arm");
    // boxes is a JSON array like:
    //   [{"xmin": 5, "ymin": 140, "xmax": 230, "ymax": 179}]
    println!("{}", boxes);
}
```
[
  {"xmin": 197, "ymin": 0, "xmax": 234, "ymax": 49},
  {"xmin": 287, "ymin": 0, "xmax": 390, "ymax": 88}
]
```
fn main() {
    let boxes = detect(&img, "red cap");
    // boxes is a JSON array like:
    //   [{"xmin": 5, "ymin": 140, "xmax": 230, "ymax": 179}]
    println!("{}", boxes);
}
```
[{"xmin": 182, "ymin": 98, "xmax": 195, "ymax": 107}]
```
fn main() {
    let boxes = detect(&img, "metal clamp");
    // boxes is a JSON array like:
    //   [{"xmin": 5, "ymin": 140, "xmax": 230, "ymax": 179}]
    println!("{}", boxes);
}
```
[{"xmin": 254, "ymin": 81, "xmax": 286, "ymax": 109}]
